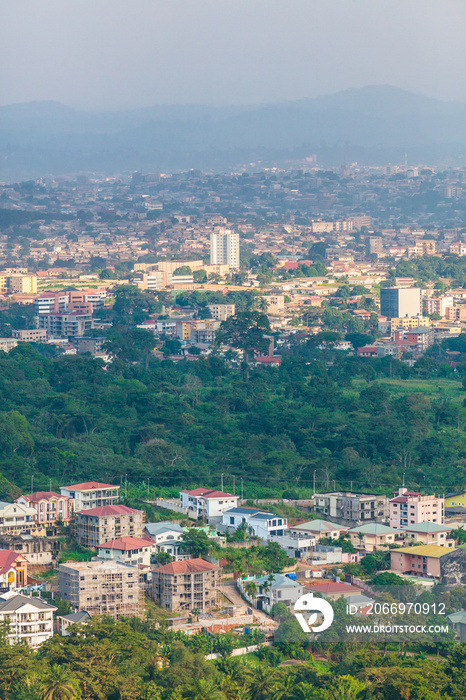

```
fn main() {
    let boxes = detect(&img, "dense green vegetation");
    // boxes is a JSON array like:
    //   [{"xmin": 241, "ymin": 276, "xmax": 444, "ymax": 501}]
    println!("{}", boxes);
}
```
[
  {"xmin": 2, "ymin": 613, "xmax": 466, "ymax": 700},
  {"xmin": 2, "ymin": 337, "xmax": 466, "ymax": 497}
]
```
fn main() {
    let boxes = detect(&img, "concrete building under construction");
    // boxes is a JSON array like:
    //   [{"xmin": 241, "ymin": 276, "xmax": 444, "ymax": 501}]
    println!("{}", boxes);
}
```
[{"xmin": 58, "ymin": 560, "xmax": 141, "ymax": 619}]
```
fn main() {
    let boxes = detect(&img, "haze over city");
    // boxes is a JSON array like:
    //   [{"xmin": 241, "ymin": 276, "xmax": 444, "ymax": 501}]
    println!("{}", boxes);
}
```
[{"xmin": 2, "ymin": 0, "xmax": 466, "ymax": 110}]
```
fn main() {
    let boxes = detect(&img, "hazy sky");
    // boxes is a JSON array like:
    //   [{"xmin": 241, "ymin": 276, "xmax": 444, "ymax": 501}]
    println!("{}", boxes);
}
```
[{"xmin": 2, "ymin": 0, "xmax": 466, "ymax": 110}]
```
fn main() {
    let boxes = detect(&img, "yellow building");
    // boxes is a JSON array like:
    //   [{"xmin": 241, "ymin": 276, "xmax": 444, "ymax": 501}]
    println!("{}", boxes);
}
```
[
  {"xmin": 8, "ymin": 275, "xmax": 37, "ymax": 294},
  {"xmin": 445, "ymin": 493, "xmax": 466, "ymax": 508}
]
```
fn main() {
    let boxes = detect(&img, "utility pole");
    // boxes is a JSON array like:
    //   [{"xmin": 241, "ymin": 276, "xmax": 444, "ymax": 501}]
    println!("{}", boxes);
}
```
[
  {"xmin": 221, "ymin": 473, "xmax": 224, "ymax": 492},
  {"xmin": 147, "ymin": 478, "xmax": 150, "ymax": 497},
  {"xmin": 313, "ymin": 470, "xmax": 316, "ymax": 496},
  {"xmin": 233, "ymin": 476, "xmax": 235, "ymax": 496},
  {"xmin": 241, "ymin": 477, "xmax": 244, "ymax": 500},
  {"xmin": 31, "ymin": 475, "xmax": 34, "ymax": 494},
  {"xmin": 402, "ymin": 472, "xmax": 405, "ymax": 488},
  {"xmin": 49, "ymin": 478, "xmax": 52, "ymax": 492},
  {"xmin": 125, "ymin": 474, "xmax": 127, "ymax": 499}
]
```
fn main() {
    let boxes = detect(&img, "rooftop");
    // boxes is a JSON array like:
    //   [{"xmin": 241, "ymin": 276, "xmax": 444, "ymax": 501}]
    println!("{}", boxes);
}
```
[
  {"xmin": 182, "ymin": 487, "xmax": 236, "ymax": 499},
  {"xmin": 293, "ymin": 519, "xmax": 343, "ymax": 533},
  {"xmin": 97, "ymin": 536, "xmax": 154, "ymax": 551},
  {"xmin": 153, "ymin": 558, "xmax": 218, "ymax": 575},
  {"xmin": 18, "ymin": 491, "xmax": 64, "ymax": 503},
  {"xmin": 0, "ymin": 550, "xmax": 27, "ymax": 574},
  {"xmin": 0, "ymin": 594, "xmax": 56, "ymax": 612},
  {"xmin": 404, "ymin": 522, "xmax": 451, "ymax": 533},
  {"xmin": 63, "ymin": 482, "xmax": 119, "ymax": 491},
  {"xmin": 75, "ymin": 505, "xmax": 141, "ymax": 517},
  {"xmin": 394, "ymin": 545, "xmax": 455, "ymax": 558},
  {"xmin": 349, "ymin": 523, "xmax": 396, "ymax": 535}
]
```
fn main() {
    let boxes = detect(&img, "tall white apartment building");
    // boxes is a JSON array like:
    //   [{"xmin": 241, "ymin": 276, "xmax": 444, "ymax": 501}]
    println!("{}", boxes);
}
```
[{"xmin": 210, "ymin": 229, "xmax": 240, "ymax": 269}]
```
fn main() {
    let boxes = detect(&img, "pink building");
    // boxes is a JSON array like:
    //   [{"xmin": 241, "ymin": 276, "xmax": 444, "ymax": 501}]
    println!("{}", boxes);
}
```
[
  {"xmin": 389, "ymin": 489, "xmax": 444, "ymax": 529},
  {"xmin": 16, "ymin": 492, "xmax": 72, "ymax": 527},
  {"xmin": 390, "ymin": 545, "xmax": 454, "ymax": 579}
]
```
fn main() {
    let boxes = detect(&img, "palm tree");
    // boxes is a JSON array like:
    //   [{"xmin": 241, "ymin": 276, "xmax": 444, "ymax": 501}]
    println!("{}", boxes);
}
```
[
  {"xmin": 41, "ymin": 664, "xmax": 80, "ymax": 700},
  {"xmin": 244, "ymin": 581, "xmax": 258, "ymax": 600},
  {"xmin": 190, "ymin": 678, "xmax": 226, "ymax": 700}
]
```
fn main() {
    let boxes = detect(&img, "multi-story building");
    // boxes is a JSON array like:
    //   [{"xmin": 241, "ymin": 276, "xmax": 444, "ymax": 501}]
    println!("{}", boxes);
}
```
[
  {"xmin": 207, "ymin": 304, "xmax": 236, "ymax": 321},
  {"xmin": 0, "ymin": 593, "xmax": 56, "ymax": 648},
  {"xmin": 33, "ymin": 292, "xmax": 70, "ymax": 315},
  {"xmin": 380, "ymin": 287, "xmax": 422, "ymax": 319},
  {"xmin": 389, "ymin": 488, "xmax": 444, "ymax": 529},
  {"xmin": 96, "ymin": 536, "xmax": 154, "ymax": 567},
  {"xmin": 0, "ymin": 501, "xmax": 40, "ymax": 536},
  {"xmin": 313, "ymin": 492, "xmax": 389, "ymax": 527},
  {"xmin": 74, "ymin": 336, "xmax": 105, "ymax": 354},
  {"xmin": 61, "ymin": 482, "xmax": 120, "ymax": 512},
  {"xmin": 390, "ymin": 545, "xmax": 454, "ymax": 580},
  {"xmin": 11, "ymin": 329, "xmax": 48, "ymax": 342},
  {"xmin": 8, "ymin": 275, "xmax": 37, "ymax": 294},
  {"xmin": 424, "ymin": 297, "xmax": 453, "ymax": 317},
  {"xmin": 265, "ymin": 295, "xmax": 285, "ymax": 312},
  {"xmin": 0, "ymin": 338, "xmax": 18, "ymax": 353},
  {"xmin": 151, "ymin": 558, "xmax": 219, "ymax": 613},
  {"xmin": 16, "ymin": 491, "xmax": 72, "ymax": 527},
  {"xmin": 59, "ymin": 560, "xmax": 141, "ymax": 619},
  {"xmin": 222, "ymin": 507, "xmax": 287, "ymax": 540},
  {"xmin": 366, "ymin": 237, "xmax": 384, "ymax": 256},
  {"xmin": 74, "ymin": 505, "xmax": 144, "ymax": 548},
  {"xmin": 144, "ymin": 522, "xmax": 189, "ymax": 561},
  {"xmin": 348, "ymin": 523, "xmax": 397, "ymax": 552},
  {"xmin": 450, "ymin": 242, "xmax": 466, "ymax": 256},
  {"xmin": 0, "ymin": 550, "xmax": 28, "ymax": 590},
  {"xmin": 0, "ymin": 535, "xmax": 60, "ymax": 566},
  {"xmin": 180, "ymin": 488, "xmax": 238, "ymax": 523},
  {"xmin": 210, "ymin": 229, "xmax": 240, "ymax": 269},
  {"xmin": 36, "ymin": 311, "xmax": 93, "ymax": 339},
  {"xmin": 402, "ymin": 522, "xmax": 454, "ymax": 547}
]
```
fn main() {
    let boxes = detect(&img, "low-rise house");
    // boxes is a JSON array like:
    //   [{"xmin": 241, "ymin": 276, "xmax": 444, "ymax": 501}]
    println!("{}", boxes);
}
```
[
  {"xmin": 152, "ymin": 558, "xmax": 219, "ymax": 613},
  {"xmin": 313, "ymin": 491, "xmax": 389, "ymax": 527},
  {"xmin": 16, "ymin": 491, "xmax": 72, "ymax": 528},
  {"xmin": 289, "ymin": 519, "xmax": 347, "ymax": 542},
  {"xmin": 239, "ymin": 574, "xmax": 304, "ymax": 613},
  {"xmin": 390, "ymin": 488, "xmax": 444, "ymax": 528},
  {"xmin": 448, "ymin": 611, "xmax": 466, "ymax": 642},
  {"xmin": 348, "ymin": 523, "xmax": 397, "ymax": 551},
  {"xmin": 402, "ymin": 522, "xmax": 455, "ymax": 547},
  {"xmin": 180, "ymin": 488, "xmax": 238, "ymax": 523},
  {"xmin": 57, "ymin": 610, "xmax": 91, "ymax": 636},
  {"xmin": 0, "ymin": 592, "xmax": 56, "ymax": 648},
  {"xmin": 59, "ymin": 560, "xmax": 141, "ymax": 619},
  {"xmin": 0, "ymin": 550, "xmax": 28, "ymax": 590},
  {"xmin": 390, "ymin": 545, "xmax": 456, "ymax": 580},
  {"xmin": 96, "ymin": 536, "xmax": 155, "ymax": 567},
  {"xmin": 445, "ymin": 492, "xmax": 466, "ymax": 509},
  {"xmin": 61, "ymin": 481, "xmax": 120, "ymax": 512},
  {"xmin": 269, "ymin": 533, "xmax": 315, "ymax": 559},
  {"xmin": 0, "ymin": 535, "xmax": 60, "ymax": 566},
  {"xmin": 144, "ymin": 522, "xmax": 190, "ymax": 561},
  {"xmin": 74, "ymin": 505, "xmax": 144, "ymax": 548},
  {"xmin": 0, "ymin": 501, "xmax": 40, "ymax": 537},
  {"xmin": 222, "ymin": 507, "xmax": 287, "ymax": 540},
  {"xmin": 306, "ymin": 581, "xmax": 363, "ymax": 601}
]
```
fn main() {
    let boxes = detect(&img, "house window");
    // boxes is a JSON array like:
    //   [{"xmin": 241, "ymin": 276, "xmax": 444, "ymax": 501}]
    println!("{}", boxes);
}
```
[{"xmin": 230, "ymin": 517, "xmax": 234, "ymax": 525}]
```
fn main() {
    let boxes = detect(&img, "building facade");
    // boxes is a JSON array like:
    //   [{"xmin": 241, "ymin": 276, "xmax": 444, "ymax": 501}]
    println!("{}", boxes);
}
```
[
  {"xmin": 0, "ymin": 550, "xmax": 28, "ymax": 590},
  {"xmin": 152, "ymin": 558, "xmax": 219, "ymax": 613},
  {"xmin": 313, "ymin": 492, "xmax": 389, "ymax": 527},
  {"xmin": 0, "ymin": 593, "xmax": 56, "ymax": 648},
  {"xmin": 180, "ymin": 488, "xmax": 238, "ymax": 523},
  {"xmin": 96, "ymin": 536, "xmax": 155, "ymax": 567},
  {"xmin": 59, "ymin": 560, "xmax": 141, "ymax": 618},
  {"xmin": 380, "ymin": 287, "xmax": 422, "ymax": 319},
  {"xmin": 16, "ymin": 491, "xmax": 72, "ymax": 527},
  {"xmin": 74, "ymin": 505, "xmax": 144, "ymax": 548},
  {"xmin": 389, "ymin": 489, "xmax": 444, "ymax": 528},
  {"xmin": 0, "ymin": 501, "xmax": 40, "ymax": 536},
  {"xmin": 210, "ymin": 230, "xmax": 240, "ymax": 269},
  {"xmin": 61, "ymin": 482, "xmax": 120, "ymax": 512}
]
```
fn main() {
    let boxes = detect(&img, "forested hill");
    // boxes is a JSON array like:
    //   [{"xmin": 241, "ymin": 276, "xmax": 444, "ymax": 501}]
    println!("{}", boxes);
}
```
[{"xmin": 0, "ymin": 343, "xmax": 465, "ymax": 499}]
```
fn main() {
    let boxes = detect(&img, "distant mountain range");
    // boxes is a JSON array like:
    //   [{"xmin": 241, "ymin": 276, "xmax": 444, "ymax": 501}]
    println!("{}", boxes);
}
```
[{"xmin": 1, "ymin": 86, "xmax": 465, "ymax": 180}]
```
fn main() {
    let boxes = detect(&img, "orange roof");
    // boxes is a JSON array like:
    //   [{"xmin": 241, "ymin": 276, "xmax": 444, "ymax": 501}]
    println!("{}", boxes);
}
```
[
  {"xmin": 63, "ymin": 482, "xmax": 118, "ymax": 491},
  {"xmin": 97, "ymin": 536, "xmax": 153, "ymax": 551},
  {"xmin": 75, "ymin": 505, "xmax": 141, "ymax": 517},
  {"xmin": 153, "ymin": 558, "xmax": 218, "ymax": 575},
  {"xmin": 19, "ymin": 491, "xmax": 64, "ymax": 503},
  {"xmin": 0, "ymin": 550, "xmax": 27, "ymax": 574}
]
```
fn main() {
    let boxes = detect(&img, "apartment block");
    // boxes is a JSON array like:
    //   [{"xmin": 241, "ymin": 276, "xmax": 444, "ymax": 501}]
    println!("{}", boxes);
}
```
[
  {"xmin": 61, "ymin": 481, "xmax": 120, "ymax": 511},
  {"xmin": 8, "ymin": 275, "xmax": 37, "ymax": 294},
  {"xmin": 151, "ymin": 558, "xmax": 219, "ymax": 613},
  {"xmin": 390, "ymin": 489, "xmax": 444, "ymax": 529},
  {"xmin": 180, "ymin": 488, "xmax": 238, "ymax": 523},
  {"xmin": 380, "ymin": 287, "xmax": 422, "ymax": 319},
  {"xmin": 0, "ymin": 501, "xmax": 40, "ymax": 536},
  {"xmin": 207, "ymin": 304, "xmax": 236, "ymax": 321},
  {"xmin": 11, "ymin": 329, "xmax": 47, "ymax": 342},
  {"xmin": 0, "ymin": 593, "xmax": 56, "ymax": 648},
  {"xmin": 0, "ymin": 338, "xmax": 18, "ymax": 353},
  {"xmin": 313, "ymin": 492, "xmax": 389, "ymax": 527},
  {"xmin": 74, "ymin": 505, "xmax": 144, "ymax": 548},
  {"xmin": 96, "ymin": 536, "xmax": 154, "ymax": 567},
  {"xmin": 16, "ymin": 491, "xmax": 72, "ymax": 527},
  {"xmin": 36, "ymin": 311, "xmax": 93, "ymax": 339},
  {"xmin": 424, "ymin": 297, "xmax": 453, "ymax": 317},
  {"xmin": 59, "ymin": 560, "xmax": 141, "ymax": 618},
  {"xmin": 210, "ymin": 229, "xmax": 239, "ymax": 269}
]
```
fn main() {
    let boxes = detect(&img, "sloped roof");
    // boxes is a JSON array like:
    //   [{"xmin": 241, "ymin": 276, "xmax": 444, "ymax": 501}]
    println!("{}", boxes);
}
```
[
  {"xmin": 293, "ymin": 519, "xmax": 343, "ymax": 533},
  {"xmin": 0, "ymin": 594, "xmax": 56, "ymax": 612},
  {"xmin": 19, "ymin": 491, "xmax": 63, "ymax": 503},
  {"xmin": 63, "ymin": 482, "xmax": 118, "ymax": 491},
  {"xmin": 349, "ymin": 523, "xmax": 396, "ymax": 535},
  {"xmin": 153, "ymin": 558, "xmax": 218, "ymax": 575},
  {"xmin": 394, "ymin": 545, "xmax": 455, "ymax": 558},
  {"xmin": 97, "ymin": 536, "xmax": 153, "ymax": 551},
  {"xmin": 404, "ymin": 522, "xmax": 451, "ymax": 533},
  {"xmin": 144, "ymin": 522, "xmax": 184, "ymax": 537},
  {"xmin": 75, "ymin": 505, "xmax": 141, "ymax": 517},
  {"xmin": 0, "ymin": 550, "xmax": 27, "ymax": 574},
  {"xmin": 182, "ymin": 487, "xmax": 236, "ymax": 499}
]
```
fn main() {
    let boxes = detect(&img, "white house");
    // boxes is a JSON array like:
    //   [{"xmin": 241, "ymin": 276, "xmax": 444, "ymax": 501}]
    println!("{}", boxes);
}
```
[
  {"xmin": 60, "ymin": 482, "xmax": 120, "ymax": 512},
  {"xmin": 222, "ymin": 507, "xmax": 287, "ymax": 540},
  {"xmin": 238, "ymin": 574, "xmax": 304, "ymax": 613},
  {"xmin": 96, "ymin": 536, "xmax": 155, "ymax": 567},
  {"xmin": 0, "ymin": 592, "xmax": 56, "ymax": 648},
  {"xmin": 144, "ymin": 522, "xmax": 190, "ymax": 561},
  {"xmin": 0, "ymin": 501, "xmax": 39, "ymax": 536},
  {"xmin": 180, "ymin": 488, "xmax": 238, "ymax": 523},
  {"xmin": 269, "ymin": 533, "xmax": 315, "ymax": 559}
]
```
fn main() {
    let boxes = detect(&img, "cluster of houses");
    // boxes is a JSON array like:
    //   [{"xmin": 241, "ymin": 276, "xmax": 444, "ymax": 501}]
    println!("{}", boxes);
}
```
[{"xmin": 0, "ymin": 479, "xmax": 466, "ymax": 648}]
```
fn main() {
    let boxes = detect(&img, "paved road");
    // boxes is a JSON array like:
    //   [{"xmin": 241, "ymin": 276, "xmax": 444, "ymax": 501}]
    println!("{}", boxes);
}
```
[{"xmin": 219, "ymin": 580, "xmax": 276, "ymax": 627}]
